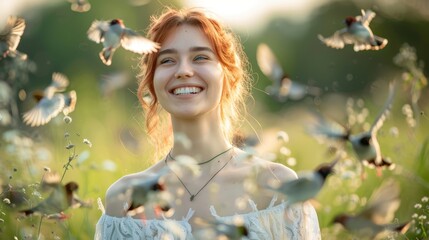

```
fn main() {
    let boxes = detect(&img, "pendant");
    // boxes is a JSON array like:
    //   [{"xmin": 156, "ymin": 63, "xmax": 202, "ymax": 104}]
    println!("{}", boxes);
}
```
[{"xmin": 190, "ymin": 195, "xmax": 195, "ymax": 201}]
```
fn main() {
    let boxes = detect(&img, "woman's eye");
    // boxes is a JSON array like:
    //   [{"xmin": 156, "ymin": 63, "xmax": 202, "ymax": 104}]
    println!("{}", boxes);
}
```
[
  {"xmin": 159, "ymin": 58, "xmax": 174, "ymax": 64},
  {"xmin": 194, "ymin": 55, "xmax": 209, "ymax": 61}
]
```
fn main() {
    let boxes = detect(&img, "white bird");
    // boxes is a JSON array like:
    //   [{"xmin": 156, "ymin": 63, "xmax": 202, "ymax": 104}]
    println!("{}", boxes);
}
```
[
  {"xmin": 0, "ymin": 16, "xmax": 26, "ymax": 60},
  {"xmin": 23, "ymin": 72, "xmax": 77, "ymax": 127},
  {"xmin": 87, "ymin": 19, "xmax": 159, "ymax": 66},
  {"xmin": 256, "ymin": 43, "xmax": 321, "ymax": 102},
  {"xmin": 318, "ymin": 9, "xmax": 388, "ymax": 52}
]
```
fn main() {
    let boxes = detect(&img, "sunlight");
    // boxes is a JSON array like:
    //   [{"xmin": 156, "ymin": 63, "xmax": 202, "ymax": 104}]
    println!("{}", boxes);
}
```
[{"xmin": 183, "ymin": 0, "xmax": 332, "ymax": 31}]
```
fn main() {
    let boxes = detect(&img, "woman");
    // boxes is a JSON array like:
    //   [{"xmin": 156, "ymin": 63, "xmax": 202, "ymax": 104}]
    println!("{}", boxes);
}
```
[{"xmin": 96, "ymin": 7, "xmax": 320, "ymax": 239}]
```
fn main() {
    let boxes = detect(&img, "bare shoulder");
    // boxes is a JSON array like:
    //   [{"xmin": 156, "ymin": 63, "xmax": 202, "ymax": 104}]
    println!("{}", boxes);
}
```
[
  {"xmin": 104, "ymin": 161, "xmax": 165, "ymax": 217},
  {"xmin": 256, "ymin": 158, "xmax": 298, "ymax": 183}
]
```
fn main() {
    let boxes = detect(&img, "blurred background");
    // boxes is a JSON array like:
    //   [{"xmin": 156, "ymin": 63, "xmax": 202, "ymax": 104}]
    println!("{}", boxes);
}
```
[{"xmin": 1, "ymin": 0, "xmax": 428, "ymax": 239}]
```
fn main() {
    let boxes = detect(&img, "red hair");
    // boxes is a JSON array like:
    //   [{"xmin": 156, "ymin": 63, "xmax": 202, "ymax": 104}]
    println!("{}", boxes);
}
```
[{"xmin": 137, "ymin": 8, "xmax": 251, "ymax": 157}]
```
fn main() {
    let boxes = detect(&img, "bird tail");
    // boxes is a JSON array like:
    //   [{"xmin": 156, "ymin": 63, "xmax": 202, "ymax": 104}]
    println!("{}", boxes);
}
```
[
  {"xmin": 395, "ymin": 221, "xmax": 411, "ymax": 234},
  {"xmin": 373, "ymin": 36, "xmax": 388, "ymax": 49},
  {"xmin": 20, "ymin": 209, "xmax": 34, "ymax": 216},
  {"xmin": 366, "ymin": 157, "xmax": 395, "ymax": 169},
  {"xmin": 99, "ymin": 48, "xmax": 115, "ymax": 66}
]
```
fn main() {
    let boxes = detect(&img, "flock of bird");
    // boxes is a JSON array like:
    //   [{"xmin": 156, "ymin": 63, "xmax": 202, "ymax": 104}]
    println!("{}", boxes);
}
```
[{"xmin": 0, "ymin": 4, "xmax": 422, "ymax": 239}]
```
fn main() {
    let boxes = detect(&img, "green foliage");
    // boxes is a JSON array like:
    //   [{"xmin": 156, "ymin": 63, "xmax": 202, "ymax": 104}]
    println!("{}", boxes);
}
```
[{"xmin": 1, "ymin": 0, "xmax": 428, "ymax": 239}]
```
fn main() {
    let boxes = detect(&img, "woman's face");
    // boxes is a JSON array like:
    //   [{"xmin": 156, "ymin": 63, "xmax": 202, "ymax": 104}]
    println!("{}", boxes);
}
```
[{"xmin": 153, "ymin": 24, "xmax": 224, "ymax": 120}]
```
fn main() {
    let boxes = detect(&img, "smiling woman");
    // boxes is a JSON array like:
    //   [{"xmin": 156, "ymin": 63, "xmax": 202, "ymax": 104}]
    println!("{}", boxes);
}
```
[{"xmin": 95, "ymin": 7, "xmax": 321, "ymax": 240}]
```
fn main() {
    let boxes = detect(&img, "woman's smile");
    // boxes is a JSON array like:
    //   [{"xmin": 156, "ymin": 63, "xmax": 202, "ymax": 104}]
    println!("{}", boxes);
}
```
[{"xmin": 153, "ymin": 24, "xmax": 224, "ymax": 118}]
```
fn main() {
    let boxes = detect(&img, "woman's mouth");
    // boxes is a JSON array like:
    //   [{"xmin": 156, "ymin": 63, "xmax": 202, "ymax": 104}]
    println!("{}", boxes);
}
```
[{"xmin": 172, "ymin": 87, "xmax": 203, "ymax": 95}]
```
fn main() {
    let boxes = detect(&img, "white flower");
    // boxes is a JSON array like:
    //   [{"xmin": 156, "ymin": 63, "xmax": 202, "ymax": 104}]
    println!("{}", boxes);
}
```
[
  {"xmin": 415, "ymin": 203, "xmax": 422, "ymax": 209},
  {"xmin": 277, "ymin": 131, "xmax": 289, "ymax": 143},
  {"xmin": 63, "ymin": 116, "xmax": 72, "ymax": 124},
  {"xmin": 422, "ymin": 196, "xmax": 428, "ymax": 202},
  {"xmin": 83, "ymin": 138, "xmax": 92, "ymax": 148}
]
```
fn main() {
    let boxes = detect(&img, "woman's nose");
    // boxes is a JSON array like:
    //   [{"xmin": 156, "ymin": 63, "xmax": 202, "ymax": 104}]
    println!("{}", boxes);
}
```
[{"xmin": 174, "ymin": 60, "xmax": 194, "ymax": 79}]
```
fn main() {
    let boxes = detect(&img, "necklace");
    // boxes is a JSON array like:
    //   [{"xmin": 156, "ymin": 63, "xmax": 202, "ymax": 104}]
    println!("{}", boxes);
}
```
[
  {"xmin": 168, "ymin": 147, "xmax": 233, "ymax": 165},
  {"xmin": 165, "ymin": 149, "xmax": 234, "ymax": 201}
]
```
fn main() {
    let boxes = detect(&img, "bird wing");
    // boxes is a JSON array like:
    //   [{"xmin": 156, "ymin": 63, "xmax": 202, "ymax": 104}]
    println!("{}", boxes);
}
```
[
  {"xmin": 256, "ymin": 43, "xmax": 285, "ymax": 83},
  {"xmin": 100, "ymin": 72, "xmax": 130, "ymax": 97},
  {"xmin": 33, "ymin": 184, "xmax": 69, "ymax": 215},
  {"xmin": 370, "ymin": 81, "xmax": 396, "ymax": 135},
  {"xmin": 359, "ymin": 9, "xmax": 376, "ymax": 27},
  {"xmin": 278, "ymin": 172, "xmax": 321, "ymax": 196},
  {"xmin": 318, "ymin": 29, "xmax": 351, "ymax": 49},
  {"xmin": 0, "ymin": 16, "xmax": 26, "ymax": 51},
  {"xmin": 121, "ymin": 28, "xmax": 160, "ymax": 54},
  {"xmin": 308, "ymin": 111, "xmax": 349, "ymax": 140},
  {"xmin": 50, "ymin": 72, "xmax": 70, "ymax": 92},
  {"xmin": 23, "ymin": 94, "xmax": 65, "ymax": 127},
  {"xmin": 358, "ymin": 179, "xmax": 400, "ymax": 224},
  {"xmin": 87, "ymin": 20, "xmax": 109, "ymax": 43}
]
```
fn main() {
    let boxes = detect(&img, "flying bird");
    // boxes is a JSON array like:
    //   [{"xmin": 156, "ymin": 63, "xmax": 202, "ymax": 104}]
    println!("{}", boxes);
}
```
[
  {"xmin": 68, "ymin": 0, "xmax": 91, "ymax": 12},
  {"xmin": 125, "ymin": 173, "xmax": 170, "ymax": 214},
  {"xmin": 256, "ymin": 43, "xmax": 321, "ymax": 102},
  {"xmin": 19, "ymin": 173, "xmax": 80, "ymax": 216},
  {"xmin": 266, "ymin": 158, "xmax": 338, "ymax": 206},
  {"xmin": 87, "ymin": 19, "xmax": 159, "ymax": 66},
  {"xmin": 318, "ymin": 9, "xmax": 388, "ymax": 52},
  {"xmin": 0, "ymin": 184, "xmax": 28, "ymax": 209},
  {"xmin": 99, "ymin": 71, "xmax": 130, "ymax": 97},
  {"xmin": 23, "ymin": 72, "xmax": 77, "ymax": 127},
  {"xmin": 333, "ymin": 179, "xmax": 410, "ymax": 239},
  {"xmin": 310, "ymin": 82, "xmax": 396, "ymax": 178},
  {"xmin": 0, "ymin": 16, "xmax": 27, "ymax": 60}
]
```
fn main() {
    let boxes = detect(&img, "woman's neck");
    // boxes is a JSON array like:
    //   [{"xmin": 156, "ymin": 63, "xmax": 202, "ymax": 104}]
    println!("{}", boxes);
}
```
[{"xmin": 170, "ymin": 117, "xmax": 232, "ymax": 164}]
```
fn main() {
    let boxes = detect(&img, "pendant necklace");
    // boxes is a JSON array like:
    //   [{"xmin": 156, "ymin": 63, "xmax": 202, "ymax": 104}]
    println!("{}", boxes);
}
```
[{"xmin": 165, "ymin": 147, "xmax": 234, "ymax": 201}]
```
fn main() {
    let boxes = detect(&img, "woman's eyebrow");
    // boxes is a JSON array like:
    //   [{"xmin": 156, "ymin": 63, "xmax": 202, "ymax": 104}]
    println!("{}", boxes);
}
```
[
  {"xmin": 189, "ymin": 46, "xmax": 214, "ymax": 53},
  {"xmin": 157, "ymin": 48, "xmax": 176, "ymax": 57},
  {"xmin": 158, "ymin": 46, "xmax": 214, "ymax": 57}
]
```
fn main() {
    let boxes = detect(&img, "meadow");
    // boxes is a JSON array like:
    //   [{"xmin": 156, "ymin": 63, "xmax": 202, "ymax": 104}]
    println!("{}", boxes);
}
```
[{"xmin": 1, "ymin": 0, "xmax": 428, "ymax": 239}]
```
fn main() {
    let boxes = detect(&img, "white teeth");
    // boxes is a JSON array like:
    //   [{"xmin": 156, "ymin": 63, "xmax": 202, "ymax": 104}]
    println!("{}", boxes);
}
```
[{"xmin": 173, "ymin": 87, "xmax": 202, "ymax": 95}]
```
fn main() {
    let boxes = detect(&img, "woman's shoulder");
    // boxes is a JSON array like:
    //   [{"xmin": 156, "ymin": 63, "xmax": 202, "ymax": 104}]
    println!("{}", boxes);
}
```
[
  {"xmin": 104, "ymin": 161, "xmax": 166, "ymax": 217},
  {"xmin": 234, "ymin": 150, "xmax": 298, "ymax": 182}
]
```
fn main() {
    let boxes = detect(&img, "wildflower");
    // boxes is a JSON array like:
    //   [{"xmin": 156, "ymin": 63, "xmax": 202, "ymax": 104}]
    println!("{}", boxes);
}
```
[
  {"xmin": 277, "ymin": 131, "xmax": 289, "ymax": 143},
  {"xmin": 3, "ymin": 198, "xmax": 11, "ymax": 204},
  {"xmin": 286, "ymin": 157, "xmax": 297, "ymax": 166},
  {"xmin": 102, "ymin": 160, "xmax": 117, "ymax": 172},
  {"xmin": 419, "ymin": 215, "xmax": 427, "ymax": 220},
  {"xmin": 63, "ymin": 116, "xmax": 72, "ymax": 124},
  {"xmin": 415, "ymin": 203, "xmax": 422, "ymax": 209},
  {"xmin": 422, "ymin": 196, "xmax": 428, "ymax": 202},
  {"xmin": 280, "ymin": 147, "xmax": 291, "ymax": 156},
  {"xmin": 65, "ymin": 144, "xmax": 75, "ymax": 150},
  {"xmin": 83, "ymin": 138, "xmax": 92, "ymax": 148},
  {"xmin": 412, "ymin": 213, "xmax": 419, "ymax": 218}
]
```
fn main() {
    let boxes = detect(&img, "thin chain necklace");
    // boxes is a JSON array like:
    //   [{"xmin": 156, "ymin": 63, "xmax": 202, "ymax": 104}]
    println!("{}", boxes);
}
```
[
  {"xmin": 168, "ymin": 147, "xmax": 233, "ymax": 165},
  {"xmin": 165, "ymin": 149, "xmax": 234, "ymax": 201}
]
